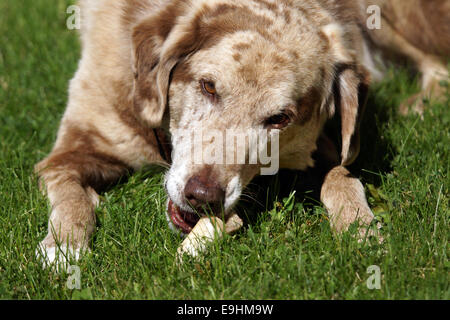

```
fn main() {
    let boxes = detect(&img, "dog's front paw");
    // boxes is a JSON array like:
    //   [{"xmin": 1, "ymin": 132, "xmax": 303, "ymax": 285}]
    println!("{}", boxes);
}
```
[
  {"xmin": 399, "ymin": 75, "xmax": 448, "ymax": 116},
  {"xmin": 321, "ymin": 166, "xmax": 384, "ymax": 243},
  {"xmin": 355, "ymin": 221, "xmax": 384, "ymax": 244},
  {"xmin": 36, "ymin": 240, "xmax": 89, "ymax": 272},
  {"xmin": 399, "ymin": 92, "xmax": 431, "ymax": 116},
  {"xmin": 329, "ymin": 207, "xmax": 384, "ymax": 243}
]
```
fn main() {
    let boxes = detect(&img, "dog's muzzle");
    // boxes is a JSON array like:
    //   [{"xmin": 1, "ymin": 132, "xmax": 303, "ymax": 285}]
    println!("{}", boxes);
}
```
[
  {"xmin": 167, "ymin": 200, "xmax": 201, "ymax": 234},
  {"xmin": 167, "ymin": 169, "xmax": 226, "ymax": 234}
]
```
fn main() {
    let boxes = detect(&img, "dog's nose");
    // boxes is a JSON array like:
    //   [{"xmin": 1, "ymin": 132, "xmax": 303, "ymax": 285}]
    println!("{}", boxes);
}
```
[{"xmin": 184, "ymin": 175, "xmax": 225, "ymax": 213}]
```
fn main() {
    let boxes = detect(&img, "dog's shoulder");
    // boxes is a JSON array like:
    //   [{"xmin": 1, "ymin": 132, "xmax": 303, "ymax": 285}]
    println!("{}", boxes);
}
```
[
  {"xmin": 76, "ymin": 0, "xmax": 155, "ymax": 77},
  {"xmin": 53, "ymin": 1, "xmax": 169, "ymax": 167},
  {"xmin": 66, "ymin": 1, "xmax": 164, "ymax": 121}
]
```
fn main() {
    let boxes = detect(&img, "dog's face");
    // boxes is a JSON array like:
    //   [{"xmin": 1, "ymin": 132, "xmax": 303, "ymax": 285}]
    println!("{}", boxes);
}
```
[
  {"xmin": 165, "ymin": 33, "xmax": 328, "ymax": 231},
  {"xmin": 132, "ymin": 1, "xmax": 368, "ymax": 234}
]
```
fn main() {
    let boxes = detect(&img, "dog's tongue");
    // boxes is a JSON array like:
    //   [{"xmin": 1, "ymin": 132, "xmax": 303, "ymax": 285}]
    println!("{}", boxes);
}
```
[{"xmin": 168, "ymin": 200, "xmax": 200, "ymax": 234}]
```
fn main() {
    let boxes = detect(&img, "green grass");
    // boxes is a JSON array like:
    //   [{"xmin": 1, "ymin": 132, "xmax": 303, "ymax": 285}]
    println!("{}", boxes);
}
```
[{"xmin": 0, "ymin": 0, "xmax": 448, "ymax": 300}]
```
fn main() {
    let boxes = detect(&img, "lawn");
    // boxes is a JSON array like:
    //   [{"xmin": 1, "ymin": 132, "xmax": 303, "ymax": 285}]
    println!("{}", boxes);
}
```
[{"xmin": 0, "ymin": 0, "xmax": 448, "ymax": 300}]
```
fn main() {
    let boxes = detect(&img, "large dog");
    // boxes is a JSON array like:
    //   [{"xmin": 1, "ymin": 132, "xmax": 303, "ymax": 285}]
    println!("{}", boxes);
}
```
[{"xmin": 35, "ymin": 0, "xmax": 449, "ymax": 265}]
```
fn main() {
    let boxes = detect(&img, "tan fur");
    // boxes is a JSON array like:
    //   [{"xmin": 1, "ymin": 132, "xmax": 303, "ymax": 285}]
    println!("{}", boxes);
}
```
[
  {"xmin": 35, "ymin": 0, "xmax": 447, "ymax": 265},
  {"xmin": 361, "ymin": 0, "xmax": 449, "ymax": 114},
  {"xmin": 321, "ymin": 166, "xmax": 377, "ymax": 236}
]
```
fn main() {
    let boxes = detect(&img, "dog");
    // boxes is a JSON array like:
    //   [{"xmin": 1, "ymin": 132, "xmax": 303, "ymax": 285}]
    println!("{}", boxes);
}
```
[{"xmin": 35, "ymin": 0, "xmax": 449, "ymax": 266}]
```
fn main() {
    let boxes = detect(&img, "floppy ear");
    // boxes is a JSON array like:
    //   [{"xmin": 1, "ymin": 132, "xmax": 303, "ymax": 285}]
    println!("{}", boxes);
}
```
[
  {"xmin": 322, "ymin": 24, "xmax": 370, "ymax": 166},
  {"xmin": 131, "ymin": 3, "xmax": 192, "ymax": 127},
  {"xmin": 335, "ymin": 66, "xmax": 370, "ymax": 166}
]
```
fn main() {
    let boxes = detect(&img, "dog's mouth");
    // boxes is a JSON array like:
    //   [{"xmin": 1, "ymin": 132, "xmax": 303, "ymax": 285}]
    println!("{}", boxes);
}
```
[{"xmin": 168, "ymin": 200, "xmax": 200, "ymax": 234}]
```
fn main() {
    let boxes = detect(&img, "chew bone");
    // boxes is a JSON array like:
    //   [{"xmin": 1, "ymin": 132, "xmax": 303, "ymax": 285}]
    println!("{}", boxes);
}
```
[
  {"xmin": 224, "ymin": 213, "xmax": 244, "ymax": 234},
  {"xmin": 177, "ymin": 216, "xmax": 224, "ymax": 260},
  {"xmin": 176, "ymin": 213, "xmax": 243, "ymax": 262}
]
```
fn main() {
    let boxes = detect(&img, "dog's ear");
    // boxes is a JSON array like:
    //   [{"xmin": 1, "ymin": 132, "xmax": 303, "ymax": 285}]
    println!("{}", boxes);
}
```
[
  {"xmin": 322, "ymin": 24, "xmax": 370, "ymax": 166},
  {"xmin": 132, "ymin": 3, "xmax": 194, "ymax": 127},
  {"xmin": 334, "ymin": 67, "xmax": 370, "ymax": 166}
]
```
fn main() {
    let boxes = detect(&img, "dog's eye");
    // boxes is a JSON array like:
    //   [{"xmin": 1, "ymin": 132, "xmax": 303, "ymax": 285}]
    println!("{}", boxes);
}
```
[
  {"xmin": 264, "ymin": 112, "xmax": 291, "ymax": 129},
  {"xmin": 200, "ymin": 80, "xmax": 217, "ymax": 97}
]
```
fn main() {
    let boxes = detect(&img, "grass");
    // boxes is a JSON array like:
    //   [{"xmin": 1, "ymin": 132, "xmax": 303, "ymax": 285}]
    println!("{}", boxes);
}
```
[{"xmin": 0, "ymin": 0, "xmax": 448, "ymax": 300}]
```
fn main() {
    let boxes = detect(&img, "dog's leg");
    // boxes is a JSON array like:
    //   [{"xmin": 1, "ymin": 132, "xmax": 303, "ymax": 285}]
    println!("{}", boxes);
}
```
[
  {"xmin": 320, "ymin": 166, "xmax": 380, "ymax": 241},
  {"xmin": 399, "ymin": 57, "xmax": 448, "ymax": 115},
  {"xmin": 311, "ymin": 135, "xmax": 379, "ymax": 240},
  {"xmin": 35, "ymin": 130, "xmax": 130, "ymax": 269},
  {"xmin": 366, "ymin": 16, "xmax": 448, "ymax": 115}
]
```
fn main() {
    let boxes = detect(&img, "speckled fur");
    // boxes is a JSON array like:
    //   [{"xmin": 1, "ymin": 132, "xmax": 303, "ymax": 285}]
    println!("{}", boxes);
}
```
[{"xmin": 36, "ymin": 0, "xmax": 449, "ymax": 266}]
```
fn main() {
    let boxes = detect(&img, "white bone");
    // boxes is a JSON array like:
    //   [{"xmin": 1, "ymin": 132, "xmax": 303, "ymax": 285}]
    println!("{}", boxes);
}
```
[{"xmin": 176, "ymin": 213, "xmax": 243, "ymax": 263}]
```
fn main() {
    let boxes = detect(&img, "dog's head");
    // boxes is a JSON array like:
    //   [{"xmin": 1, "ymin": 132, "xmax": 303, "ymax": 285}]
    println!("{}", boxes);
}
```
[{"xmin": 131, "ymin": 0, "xmax": 369, "ymax": 233}]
